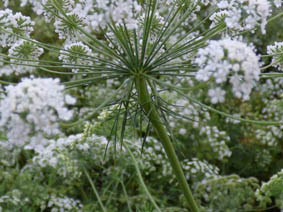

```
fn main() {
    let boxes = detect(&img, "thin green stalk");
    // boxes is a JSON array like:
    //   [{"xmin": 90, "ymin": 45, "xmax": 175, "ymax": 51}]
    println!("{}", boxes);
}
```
[
  {"xmin": 261, "ymin": 58, "xmax": 282, "ymax": 70},
  {"xmin": 135, "ymin": 76, "xmax": 200, "ymax": 212},
  {"xmin": 124, "ymin": 143, "xmax": 162, "ymax": 212},
  {"xmin": 83, "ymin": 168, "xmax": 107, "ymax": 212},
  {"xmin": 120, "ymin": 179, "xmax": 133, "ymax": 212},
  {"xmin": 260, "ymin": 73, "xmax": 283, "ymax": 78},
  {"xmin": 267, "ymin": 12, "xmax": 283, "ymax": 24}
]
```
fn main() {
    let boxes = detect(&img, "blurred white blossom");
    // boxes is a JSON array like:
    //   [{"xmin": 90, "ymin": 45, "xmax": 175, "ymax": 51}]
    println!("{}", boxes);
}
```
[
  {"xmin": 0, "ymin": 9, "xmax": 34, "ymax": 47},
  {"xmin": 210, "ymin": 0, "xmax": 271, "ymax": 34},
  {"xmin": 267, "ymin": 41, "xmax": 283, "ymax": 71},
  {"xmin": 7, "ymin": 40, "xmax": 44, "ymax": 74},
  {"xmin": 0, "ymin": 78, "xmax": 75, "ymax": 150}
]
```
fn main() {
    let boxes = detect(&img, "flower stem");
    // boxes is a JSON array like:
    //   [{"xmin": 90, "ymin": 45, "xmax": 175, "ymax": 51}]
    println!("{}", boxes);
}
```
[{"xmin": 135, "ymin": 76, "xmax": 200, "ymax": 212}]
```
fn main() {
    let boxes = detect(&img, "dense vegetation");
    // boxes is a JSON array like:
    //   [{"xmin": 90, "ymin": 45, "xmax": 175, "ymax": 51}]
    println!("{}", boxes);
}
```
[{"xmin": 0, "ymin": 0, "xmax": 283, "ymax": 211}]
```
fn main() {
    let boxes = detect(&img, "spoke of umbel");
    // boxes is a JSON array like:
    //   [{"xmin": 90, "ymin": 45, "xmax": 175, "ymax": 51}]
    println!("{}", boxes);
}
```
[{"xmin": 135, "ymin": 75, "xmax": 200, "ymax": 212}]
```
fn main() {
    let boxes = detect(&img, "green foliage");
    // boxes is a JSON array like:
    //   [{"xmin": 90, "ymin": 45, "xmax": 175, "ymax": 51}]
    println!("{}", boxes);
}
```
[
  {"xmin": 1, "ymin": 0, "xmax": 283, "ymax": 211},
  {"xmin": 195, "ymin": 175, "xmax": 260, "ymax": 212},
  {"xmin": 256, "ymin": 169, "xmax": 283, "ymax": 209}
]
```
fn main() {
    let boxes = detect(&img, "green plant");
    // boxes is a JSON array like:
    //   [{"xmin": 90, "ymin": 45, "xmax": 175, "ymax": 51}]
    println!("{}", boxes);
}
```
[{"xmin": 1, "ymin": 0, "xmax": 283, "ymax": 211}]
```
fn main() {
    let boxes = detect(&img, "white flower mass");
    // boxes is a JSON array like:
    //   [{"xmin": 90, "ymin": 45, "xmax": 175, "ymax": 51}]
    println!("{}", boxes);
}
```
[
  {"xmin": 267, "ymin": 41, "xmax": 283, "ymax": 71},
  {"xmin": 0, "ymin": 9, "xmax": 34, "ymax": 47},
  {"xmin": 195, "ymin": 38, "xmax": 261, "ymax": 103},
  {"xmin": 0, "ymin": 78, "xmax": 75, "ymax": 149},
  {"xmin": 208, "ymin": 0, "xmax": 271, "ymax": 34},
  {"xmin": 59, "ymin": 41, "xmax": 94, "ymax": 73},
  {"xmin": 8, "ymin": 40, "xmax": 44, "ymax": 74}
]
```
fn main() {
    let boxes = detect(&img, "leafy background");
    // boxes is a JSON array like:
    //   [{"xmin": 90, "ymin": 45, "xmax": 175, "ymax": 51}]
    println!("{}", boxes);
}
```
[{"xmin": 0, "ymin": 0, "xmax": 283, "ymax": 211}]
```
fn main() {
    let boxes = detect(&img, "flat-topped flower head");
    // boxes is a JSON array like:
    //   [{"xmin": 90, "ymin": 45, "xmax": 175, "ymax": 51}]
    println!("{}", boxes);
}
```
[
  {"xmin": 210, "ymin": 0, "xmax": 271, "ymax": 34},
  {"xmin": 195, "ymin": 38, "xmax": 261, "ymax": 103},
  {"xmin": 7, "ymin": 40, "xmax": 44, "ymax": 75},
  {"xmin": 87, "ymin": 0, "xmax": 142, "ymax": 30},
  {"xmin": 59, "ymin": 41, "xmax": 94, "ymax": 73},
  {"xmin": 0, "ymin": 9, "xmax": 34, "ymax": 47}
]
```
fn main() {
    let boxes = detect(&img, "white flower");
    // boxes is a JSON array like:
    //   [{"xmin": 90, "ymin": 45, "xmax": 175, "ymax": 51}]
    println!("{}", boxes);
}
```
[
  {"xmin": 41, "ymin": 195, "xmax": 83, "ymax": 212},
  {"xmin": 267, "ymin": 41, "xmax": 283, "ymax": 71},
  {"xmin": 54, "ymin": 11, "xmax": 86, "ymax": 40},
  {"xmin": 0, "ymin": 78, "xmax": 75, "ymax": 149},
  {"xmin": 182, "ymin": 158, "xmax": 220, "ymax": 184},
  {"xmin": 65, "ymin": 94, "xmax": 76, "ymax": 105},
  {"xmin": 32, "ymin": 133, "xmax": 107, "ymax": 178},
  {"xmin": 0, "ymin": 9, "xmax": 34, "ymax": 47},
  {"xmin": 208, "ymin": 87, "xmax": 226, "ymax": 104},
  {"xmin": 7, "ymin": 40, "xmax": 44, "ymax": 75},
  {"xmin": 195, "ymin": 38, "xmax": 261, "ymax": 103},
  {"xmin": 273, "ymin": 0, "xmax": 282, "ymax": 7},
  {"xmin": 59, "ymin": 41, "xmax": 94, "ymax": 72},
  {"xmin": 18, "ymin": 0, "xmax": 45, "ymax": 15},
  {"xmin": 211, "ymin": 0, "xmax": 271, "ymax": 34},
  {"xmin": 179, "ymin": 128, "xmax": 187, "ymax": 135},
  {"xmin": 87, "ymin": 0, "xmax": 142, "ymax": 30}
]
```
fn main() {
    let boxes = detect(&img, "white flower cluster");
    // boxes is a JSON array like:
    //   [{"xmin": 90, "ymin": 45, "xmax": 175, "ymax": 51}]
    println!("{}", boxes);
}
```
[
  {"xmin": 6, "ymin": 40, "xmax": 44, "ymax": 75},
  {"xmin": 167, "ymin": 96, "xmax": 210, "ymax": 130},
  {"xmin": 0, "ymin": 189, "xmax": 30, "ymax": 212},
  {"xmin": 21, "ymin": 0, "xmax": 87, "ymax": 40},
  {"xmin": 0, "ymin": 65, "xmax": 17, "ymax": 77},
  {"xmin": 199, "ymin": 126, "xmax": 232, "ymax": 160},
  {"xmin": 102, "ymin": 136, "xmax": 173, "ymax": 183},
  {"xmin": 196, "ymin": 175, "xmax": 259, "ymax": 209},
  {"xmin": 41, "ymin": 195, "xmax": 83, "ymax": 212},
  {"xmin": 59, "ymin": 42, "xmax": 94, "ymax": 73},
  {"xmin": 182, "ymin": 158, "xmax": 220, "ymax": 187},
  {"xmin": 0, "ymin": 9, "xmax": 34, "ymax": 47},
  {"xmin": 208, "ymin": 87, "xmax": 226, "ymax": 104},
  {"xmin": 162, "ymin": 91, "xmax": 231, "ymax": 161},
  {"xmin": 273, "ymin": 0, "xmax": 282, "ymax": 7},
  {"xmin": 137, "ymin": 137, "xmax": 170, "ymax": 177},
  {"xmin": 39, "ymin": 0, "xmax": 77, "ymax": 21},
  {"xmin": 210, "ymin": 0, "xmax": 271, "ymax": 34},
  {"xmin": 17, "ymin": 0, "xmax": 45, "ymax": 15},
  {"xmin": 54, "ymin": 11, "xmax": 87, "ymax": 40},
  {"xmin": 32, "ymin": 133, "xmax": 108, "ymax": 178},
  {"xmin": 259, "ymin": 78, "xmax": 283, "ymax": 104},
  {"xmin": 255, "ymin": 126, "xmax": 282, "ymax": 146},
  {"xmin": 0, "ymin": 78, "xmax": 75, "ymax": 150},
  {"xmin": 255, "ymin": 78, "xmax": 283, "ymax": 146},
  {"xmin": 0, "ymin": 189, "xmax": 30, "ymax": 210},
  {"xmin": 17, "ymin": 0, "xmax": 142, "ymax": 40},
  {"xmin": 88, "ymin": 0, "xmax": 142, "ymax": 30},
  {"xmin": 195, "ymin": 38, "xmax": 261, "ymax": 103},
  {"xmin": 267, "ymin": 41, "xmax": 283, "ymax": 71}
]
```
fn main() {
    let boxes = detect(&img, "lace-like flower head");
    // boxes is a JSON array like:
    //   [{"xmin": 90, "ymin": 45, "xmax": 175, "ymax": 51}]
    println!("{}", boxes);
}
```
[
  {"xmin": 0, "ymin": 9, "xmax": 34, "ymax": 47},
  {"xmin": 195, "ymin": 38, "xmax": 261, "ymax": 103},
  {"xmin": 210, "ymin": 0, "xmax": 271, "ymax": 34},
  {"xmin": 0, "ymin": 78, "xmax": 75, "ymax": 148}
]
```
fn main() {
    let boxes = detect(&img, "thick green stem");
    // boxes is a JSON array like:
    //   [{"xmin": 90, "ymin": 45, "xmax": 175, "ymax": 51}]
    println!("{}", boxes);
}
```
[{"xmin": 135, "ymin": 76, "xmax": 200, "ymax": 212}]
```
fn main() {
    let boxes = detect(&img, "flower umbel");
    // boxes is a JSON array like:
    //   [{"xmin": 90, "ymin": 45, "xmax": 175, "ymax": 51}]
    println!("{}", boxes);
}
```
[{"xmin": 195, "ymin": 38, "xmax": 261, "ymax": 103}]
